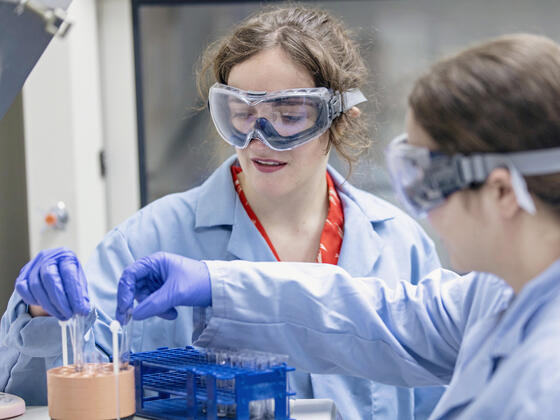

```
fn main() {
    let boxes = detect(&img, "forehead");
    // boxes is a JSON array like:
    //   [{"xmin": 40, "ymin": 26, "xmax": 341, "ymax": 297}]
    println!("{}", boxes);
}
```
[
  {"xmin": 405, "ymin": 108, "xmax": 438, "ymax": 149},
  {"xmin": 227, "ymin": 46, "xmax": 315, "ymax": 92}
]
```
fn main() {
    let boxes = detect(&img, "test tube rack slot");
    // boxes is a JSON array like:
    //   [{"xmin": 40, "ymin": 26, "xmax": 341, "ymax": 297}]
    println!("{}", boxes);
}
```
[{"xmin": 131, "ymin": 346, "xmax": 295, "ymax": 420}]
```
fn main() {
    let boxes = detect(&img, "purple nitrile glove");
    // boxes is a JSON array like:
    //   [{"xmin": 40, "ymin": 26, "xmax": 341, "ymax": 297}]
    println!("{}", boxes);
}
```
[
  {"xmin": 15, "ymin": 247, "xmax": 90, "ymax": 320},
  {"xmin": 116, "ymin": 252, "xmax": 211, "ymax": 325}
]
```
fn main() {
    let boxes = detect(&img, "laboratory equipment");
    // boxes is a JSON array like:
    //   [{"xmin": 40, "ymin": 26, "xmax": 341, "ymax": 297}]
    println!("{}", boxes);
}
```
[
  {"xmin": 0, "ymin": 392, "xmax": 25, "ymax": 419},
  {"xmin": 386, "ymin": 132, "xmax": 560, "ymax": 217},
  {"xmin": 43, "ymin": 201, "xmax": 69, "ymax": 230},
  {"xmin": 46, "ymin": 317, "xmax": 135, "ymax": 419},
  {"xmin": 208, "ymin": 83, "xmax": 366, "ymax": 151},
  {"xmin": 0, "ymin": 0, "xmax": 73, "ymax": 121},
  {"xmin": 131, "ymin": 346, "xmax": 295, "ymax": 420}
]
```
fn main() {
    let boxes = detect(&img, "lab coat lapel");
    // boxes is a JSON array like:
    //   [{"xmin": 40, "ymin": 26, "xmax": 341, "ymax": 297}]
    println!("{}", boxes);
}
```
[
  {"xmin": 329, "ymin": 166, "xmax": 393, "ymax": 277},
  {"xmin": 227, "ymin": 196, "xmax": 278, "ymax": 261},
  {"xmin": 489, "ymin": 259, "xmax": 560, "ymax": 360},
  {"xmin": 434, "ymin": 359, "xmax": 493, "ymax": 418},
  {"xmin": 336, "ymin": 193, "xmax": 383, "ymax": 276},
  {"xmin": 195, "ymin": 155, "xmax": 239, "ymax": 228},
  {"xmin": 195, "ymin": 155, "xmax": 275, "ymax": 261}
]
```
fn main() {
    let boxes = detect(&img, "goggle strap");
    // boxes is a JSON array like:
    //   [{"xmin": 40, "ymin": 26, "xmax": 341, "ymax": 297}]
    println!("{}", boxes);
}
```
[
  {"xmin": 501, "ymin": 147, "xmax": 560, "ymax": 176},
  {"xmin": 342, "ymin": 89, "xmax": 368, "ymax": 111},
  {"xmin": 328, "ymin": 89, "xmax": 367, "ymax": 120},
  {"xmin": 459, "ymin": 147, "xmax": 560, "ymax": 183}
]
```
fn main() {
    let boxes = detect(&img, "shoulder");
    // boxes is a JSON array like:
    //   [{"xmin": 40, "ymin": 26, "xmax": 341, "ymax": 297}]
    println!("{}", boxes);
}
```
[
  {"xmin": 458, "ymin": 272, "xmax": 514, "ymax": 322},
  {"xmin": 117, "ymin": 156, "xmax": 237, "ymax": 236},
  {"xmin": 117, "ymin": 187, "xmax": 201, "ymax": 237},
  {"xmin": 503, "ymin": 327, "xmax": 560, "ymax": 418},
  {"xmin": 341, "ymin": 180, "xmax": 435, "ymax": 246}
]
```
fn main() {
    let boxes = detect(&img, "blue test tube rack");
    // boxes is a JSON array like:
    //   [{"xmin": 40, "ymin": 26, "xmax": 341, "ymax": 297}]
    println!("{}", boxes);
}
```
[{"xmin": 130, "ymin": 346, "xmax": 295, "ymax": 419}]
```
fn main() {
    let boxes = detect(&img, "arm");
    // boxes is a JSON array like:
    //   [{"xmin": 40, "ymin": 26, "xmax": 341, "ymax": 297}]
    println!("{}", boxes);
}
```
[
  {"xmin": 116, "ymin": 254, "xmax": 511, "ymax": 388},
  {"xmin": 0, "ymin": 248, "xmax": 92, "ymax": 403},
  {"xmin": 196, "ymin": 261, "xmax": 508, "ymax": 387},
  {"xmin": 0, "ymin": 235, "xmax": 134, "ymax": 403},
  {"xmin": 0, "ymin": 293, "xmax": 60, "ymax": 404}
]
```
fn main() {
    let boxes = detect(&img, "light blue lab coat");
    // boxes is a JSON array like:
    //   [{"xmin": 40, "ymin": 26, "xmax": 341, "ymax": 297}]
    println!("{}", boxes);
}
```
[
  {"xmin": 195, "ymin": 259, "xmax": 560, "ymax": 419},
  {"xmin": 0, "ymin": 155, "xmax": 444, "ymax": 419}
]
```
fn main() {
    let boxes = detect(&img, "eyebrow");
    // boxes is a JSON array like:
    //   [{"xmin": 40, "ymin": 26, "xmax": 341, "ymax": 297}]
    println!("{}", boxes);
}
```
[
  {"xmin": 228, "ymin": 98, "xmax": 247, "ymax": 105},
  {"xmin": 272, "ymin": 98, "xmax": 307, "ymax": 106}
]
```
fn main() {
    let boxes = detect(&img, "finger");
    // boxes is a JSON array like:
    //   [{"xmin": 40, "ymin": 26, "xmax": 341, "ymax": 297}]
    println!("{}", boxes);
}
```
[
  {"xmin": 39, "ymin": 263, "xmax": 73, "ymax": 320},
  {"xmin": 27, "ymin": 260, "xmax": 65, "ymax": 319},
  {"xmin": 132, "ymin": 285, "xmax": 176, "ymax": 321},
  {"xmin": 59, "ymin": 258, "xmax": 90, "ymax": 316},
  {"xmin": 15, "ymin": 261, "xmax": 39, "ymax": 305},
  {"xmin": 116, "ymin": 256, "xmax": 161, "ymax": 323},
  {"xmin": 134, "ymin": 305, "xmax": 178, "ymax": 321},
  {"xmin": 14, "ymin": 248, "xmax": 68, "ymax": 308},
  {"xmin": 116, "ymin": 271, "xmax": 136, "ymax": 325},
  {"xmin": 122, "ymin": 257, "xmax": 162, "ymax": 289},
  {"xmin": 158, "ymin": 308, "xmax": 178, "ymax": 320}
]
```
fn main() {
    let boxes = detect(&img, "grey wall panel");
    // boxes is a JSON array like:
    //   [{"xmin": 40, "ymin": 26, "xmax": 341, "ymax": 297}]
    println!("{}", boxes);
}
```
[{"xmin": 0, "ymin": 93, "xmax": 29, "ymax": 314}]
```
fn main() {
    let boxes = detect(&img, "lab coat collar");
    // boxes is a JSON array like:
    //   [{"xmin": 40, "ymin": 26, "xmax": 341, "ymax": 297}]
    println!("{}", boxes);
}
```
[
  {"xmin": 432, "ymin": 259, "xmax": 560, "ymax": 418},
  {"xmin": 328, "ymin": 167, "xmax": 396, "ymax": 224},
  {"xmin": 329, "ymin": 167, "xmax": 395, "ymax": 276},
  {"xmin": 196, "ymin": 155, "xmax": 397, "ymax": 228},
  {"xmin": 335, "ymin": 189, "xmax": 384, "ymax": 276},
  {"xmin": 195, "ymin": 155, "xmax": 240, "ymax": 228},
  {"xmin": 488, "ymin": 258, "xmax": 560, "ymax": 359},
  {"xmin": 195, "ymin": 155, "xmax": 398, "ymax": 264},
  {"xmin": 227, "ymin": 189, "xmax": 278, "ymax": 261},
  {"xmin": 431, "ymin": 343, "xmax": 495, "ymax": 417}
]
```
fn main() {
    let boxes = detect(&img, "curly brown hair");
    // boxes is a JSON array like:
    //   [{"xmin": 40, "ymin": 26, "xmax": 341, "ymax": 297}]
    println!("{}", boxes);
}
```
[{"xmin": 196, "ymin": 5, "xmax": 371, "ymax": 169}]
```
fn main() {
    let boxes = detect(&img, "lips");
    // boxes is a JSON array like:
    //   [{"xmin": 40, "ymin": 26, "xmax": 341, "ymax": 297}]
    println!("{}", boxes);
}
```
[{"xmin": 251, "ymin": 158, "xmax": 287, "ymax": 173}]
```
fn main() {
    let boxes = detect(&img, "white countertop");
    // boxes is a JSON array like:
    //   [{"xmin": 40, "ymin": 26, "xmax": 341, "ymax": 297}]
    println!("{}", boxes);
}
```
[{"xmin": 17, "ymin": 399, "xmax": 337, "ymax": 420}]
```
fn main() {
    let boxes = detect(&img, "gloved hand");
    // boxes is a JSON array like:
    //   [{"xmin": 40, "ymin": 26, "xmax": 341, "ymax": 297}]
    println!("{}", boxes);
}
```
[
  {"xmin": 116, "ymin": 252, "xmax": 211, "ymax": 325},
  {"xmin": 15, "ymin": 247, "xmax": 90, "ymax": 320}
]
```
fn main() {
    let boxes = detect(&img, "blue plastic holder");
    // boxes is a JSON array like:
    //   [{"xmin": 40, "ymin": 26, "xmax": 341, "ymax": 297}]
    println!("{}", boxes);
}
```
[{"xmin": 130, "ymin": 346, "xmax": 295, "ymax": 419}]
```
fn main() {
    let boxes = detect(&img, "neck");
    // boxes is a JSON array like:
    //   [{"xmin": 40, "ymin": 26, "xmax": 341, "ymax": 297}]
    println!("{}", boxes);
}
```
[
  {"xmin": 495, "ymin": 207, "xmax": 560, "ymax": 293},
  {"xmin": 238, "ymin": 169, "xmax": 329, "ymax": 232}
]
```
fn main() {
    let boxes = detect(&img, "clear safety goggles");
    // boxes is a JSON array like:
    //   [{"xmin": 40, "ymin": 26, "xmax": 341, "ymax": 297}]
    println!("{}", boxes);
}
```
[
  {"xmin": 386, "ymin": 133, "xmax": 560, "ymax": 218},
  {"xmin": 208, "ymin": 83, "xmax": 367, "ymax": 151}
]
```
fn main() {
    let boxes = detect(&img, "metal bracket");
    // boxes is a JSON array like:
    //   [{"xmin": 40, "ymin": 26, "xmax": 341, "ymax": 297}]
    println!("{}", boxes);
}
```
[
  {"xmin": 14, "ymin": 0, "xmax": 72, "ymax": 37},
  {"xmin": 328, "ymin": 93, "xmax": 343, "ymax": 120}
]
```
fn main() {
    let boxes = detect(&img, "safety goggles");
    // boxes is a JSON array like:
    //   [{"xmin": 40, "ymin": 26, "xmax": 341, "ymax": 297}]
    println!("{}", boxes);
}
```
[
  {"xmin": 386, "ymin": 133, "xmax": 560, "ymax": 218},
  {"xmin": 208, "ymin": 83, "xmax": 367, "ymax": 151}
]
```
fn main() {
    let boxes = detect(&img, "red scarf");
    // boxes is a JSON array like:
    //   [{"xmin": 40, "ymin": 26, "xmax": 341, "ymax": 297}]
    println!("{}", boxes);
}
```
[{"xmin": 231, "ymin": 166, "xmax": 344, "ymax": 264}]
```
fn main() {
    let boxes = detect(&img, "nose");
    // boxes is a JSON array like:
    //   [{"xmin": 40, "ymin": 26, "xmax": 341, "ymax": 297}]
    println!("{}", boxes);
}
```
[{"xmin": 248, "ymin": 137, "xmax": 269, "ymax": 150}]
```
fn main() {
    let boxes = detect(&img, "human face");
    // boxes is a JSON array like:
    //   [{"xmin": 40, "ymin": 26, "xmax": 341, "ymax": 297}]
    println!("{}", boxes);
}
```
[
  {"xmin": 405, "ymin": 109, "xmax": 488, "ymax": 272},
  {"xmin": 226, "ymin": 47, "xmax": 330, "ymax": 199}
]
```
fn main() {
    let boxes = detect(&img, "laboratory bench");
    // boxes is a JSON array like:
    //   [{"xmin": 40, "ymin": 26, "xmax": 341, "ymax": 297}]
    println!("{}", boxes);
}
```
[{"xmin": 17, "ymin": 399, "xmax": 338, "ymax": 420}]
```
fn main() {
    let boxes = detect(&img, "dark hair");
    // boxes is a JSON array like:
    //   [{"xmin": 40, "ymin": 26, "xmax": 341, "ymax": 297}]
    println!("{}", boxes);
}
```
[
  {"xmin": 409, "ymin": 33, "xmax": 560, "ymax": 209},
  {"xmin": 196, "ymin": 5, "xmax": 371, "ymax": 168}
]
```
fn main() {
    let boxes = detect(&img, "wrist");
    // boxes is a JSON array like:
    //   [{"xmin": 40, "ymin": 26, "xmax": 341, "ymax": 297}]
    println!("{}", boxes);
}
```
[{"xmin": 29, "ymin": 304, "xmax": 50, "ymax": 317}]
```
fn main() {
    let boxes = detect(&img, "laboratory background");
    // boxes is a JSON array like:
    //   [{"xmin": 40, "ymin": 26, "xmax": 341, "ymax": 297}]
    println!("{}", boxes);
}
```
[{"xmin": 1, "ymin": 0, "xmax": 560, "ymax": 316}]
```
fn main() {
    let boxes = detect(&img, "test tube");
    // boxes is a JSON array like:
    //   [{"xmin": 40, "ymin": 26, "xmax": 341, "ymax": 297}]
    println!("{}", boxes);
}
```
[
  {"xmin": 58, "ymin": 320, "xmax": 69, "ymax": 367},
  {"xmin": 68, "ymin": 314, "xmax": 86, "ymax": 372},
  {"xmin": 119, "ymin": 319, "xmax": 133, "ymax": 369}
]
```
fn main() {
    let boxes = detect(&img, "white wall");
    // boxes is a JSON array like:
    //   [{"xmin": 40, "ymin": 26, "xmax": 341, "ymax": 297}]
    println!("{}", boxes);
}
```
[
  {"xmin": 97, "ymin": 0, "xmax": 140, "ymax": 228},
  {"xmin": 22, "ymin": 0, "xmax": 107, "ymax": 261}
]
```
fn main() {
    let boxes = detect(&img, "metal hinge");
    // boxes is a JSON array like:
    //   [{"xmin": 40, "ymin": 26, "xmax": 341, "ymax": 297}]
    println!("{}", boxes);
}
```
[
  {"xmin": 99, "ymin": 149, "xmax": 106, "ymax": 178},
  {"xmin": 14, "ymin": 0, "xmax": 72, "ymax": 38}
]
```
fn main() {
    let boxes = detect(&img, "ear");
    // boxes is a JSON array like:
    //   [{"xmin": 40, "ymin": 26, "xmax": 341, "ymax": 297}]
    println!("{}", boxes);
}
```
[
  {"xmin": 346, "ymin": 106, "xmax": 361, "ymax": 118},
  {"xmin": 333, "ymin": 107, "xmax": 360, "ymax": 135},
  {"xmin": 485, "ymin": 168, "xmax": 522, "ymax": 219}
]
